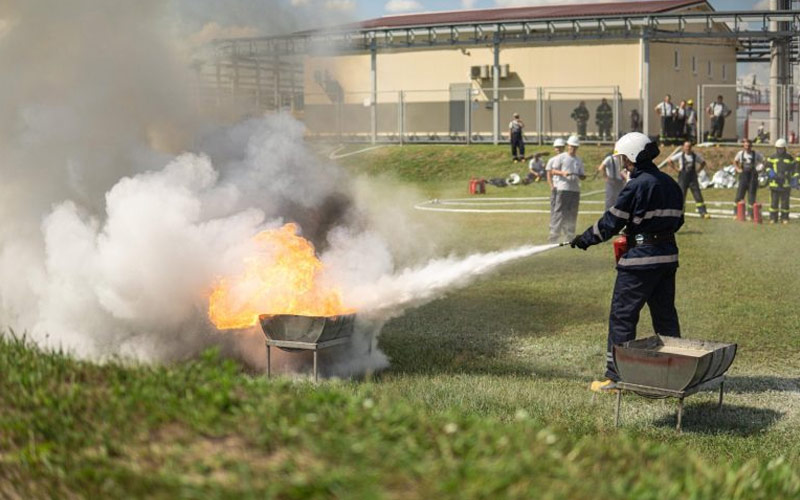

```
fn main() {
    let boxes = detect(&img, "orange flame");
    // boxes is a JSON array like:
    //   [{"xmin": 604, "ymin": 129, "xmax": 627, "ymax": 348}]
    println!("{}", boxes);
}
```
[{"xmin": 208, "ymin": 223, "xmax": 353, "ymax": 330}]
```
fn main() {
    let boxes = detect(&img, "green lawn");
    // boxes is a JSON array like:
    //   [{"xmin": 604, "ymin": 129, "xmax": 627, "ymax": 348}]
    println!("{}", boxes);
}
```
[{"xmin": 2, "ymin": 143, "xmax": 800, "ymax": 499}]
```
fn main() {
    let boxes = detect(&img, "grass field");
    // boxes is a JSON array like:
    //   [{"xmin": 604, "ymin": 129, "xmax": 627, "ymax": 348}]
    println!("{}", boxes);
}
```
[{"xmin": 2, "ymin": 143, "xmax": 800, "ymax": 499}]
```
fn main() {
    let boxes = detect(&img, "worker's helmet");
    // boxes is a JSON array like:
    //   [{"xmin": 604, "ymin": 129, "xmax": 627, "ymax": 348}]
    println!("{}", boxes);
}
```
[
  {"xmin": 566, "ymin": 135, "xmax": 580, "ymax": 147},
  {"xmin": 553, "ymin": 138, "xmax": 566, "ymax": 148},
  {"xmin": 613, "ymin": 132, "xmax": 660, "ymax": 163},
  {"xmin": 507, "ymin": 173, "xmax": 521, "ymax": 185},
  {"xmin": 687, "ymin": 99, "xmax": 694, "ymax": 105},
  {"xmin": 776, "ymin": 138, "xmax": 787, "ymax": 148}
]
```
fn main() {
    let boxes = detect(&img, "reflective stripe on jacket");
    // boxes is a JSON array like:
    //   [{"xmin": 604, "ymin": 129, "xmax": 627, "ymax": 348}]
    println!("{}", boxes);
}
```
[{"xmin": 576, "ymin": 160, "xmax": 684, "ymax": 270}]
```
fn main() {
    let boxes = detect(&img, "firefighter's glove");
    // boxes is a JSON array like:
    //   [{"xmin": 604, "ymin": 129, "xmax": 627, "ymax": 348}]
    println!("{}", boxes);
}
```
[
  {"xmin": 767, "ymin": 170, "xmax": 776, "ymax": 180},
  {"xmin": 570, "ymin": 235, "xmax": 589, "ymax": 250}
]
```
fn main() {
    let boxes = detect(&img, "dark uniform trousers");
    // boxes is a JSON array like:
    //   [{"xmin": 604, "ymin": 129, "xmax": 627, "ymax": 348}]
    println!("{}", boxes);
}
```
[
  {"xmin": 710, "ymin": 116, "xmax": 725, "ymax": 139},
  {"xmin": 678, "ymin": 169, "xmax": 708, "ymax": 215},
  {"xmin": 510, "ymin": 132, "xmax": 525, "ymax": 159},
  {"xmin": 606, "ymin": 267, "xmax": 680, "ymax": 380},
  {"xmin": 735, "ymin": 169, "xmax": 758, "ymax": 216},
  {"xmin": 770, "ymin": 188, "xmax": 791, "ymax": 222}
]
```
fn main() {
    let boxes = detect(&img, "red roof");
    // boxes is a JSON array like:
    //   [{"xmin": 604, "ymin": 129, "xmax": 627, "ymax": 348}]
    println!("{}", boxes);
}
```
[{"xmin": 351, "ymin": 0, "xmax": 708, "ymax": 30}]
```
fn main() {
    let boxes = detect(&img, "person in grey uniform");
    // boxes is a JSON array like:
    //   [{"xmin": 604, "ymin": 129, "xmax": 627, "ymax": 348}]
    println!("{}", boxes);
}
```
[
  {"xmin": 548, "ymin": 135, "xmax": 586, "ymax": 242},
  {"xmin": 546, "ymin": 138, "xmax": 566, "ymax": 217},
  {"xmin": 597, "ymin": 152, "xmax": 627, "ymax": 209}
]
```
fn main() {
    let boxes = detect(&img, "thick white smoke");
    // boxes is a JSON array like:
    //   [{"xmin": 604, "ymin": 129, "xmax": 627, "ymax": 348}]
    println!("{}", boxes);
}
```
[{"xmin": 0, "ymin": 1, "xmax": 558, "ymax": 374}]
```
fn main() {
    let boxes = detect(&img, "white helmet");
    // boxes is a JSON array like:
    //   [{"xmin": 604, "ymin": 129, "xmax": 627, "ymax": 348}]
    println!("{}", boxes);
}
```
[
  {"xmin": 566, "ymin": 135, "xmax": 580, "ymax": 147},
  {"xmin": 507, "ymin": 173, "xmax": 521, "ymax": 185},
  {"xmin": 614, "ymin": 132, "xmax": 657, "ymax": 163},
  {"xmin": 553, "ymin": 138, "xmax": 566, "ymax": 148},
  {"xmin": 776, "ymin": 138, "xmax": 787, "ymax": 148}
]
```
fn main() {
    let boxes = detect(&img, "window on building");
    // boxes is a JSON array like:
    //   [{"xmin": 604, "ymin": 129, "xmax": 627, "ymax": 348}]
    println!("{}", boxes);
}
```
[
  {"xmin": 707, "ymin": 60, "xmax": 712, "ymax": 78},
  {"xmin": 722, "ymin": 64, "xmax": 727, "ymax": 81},
  {"xmin": 691, "ymin": 56, "xmax": 697, "ymax": 74},
  {"xmin": 674, "ymin": 50, "xmax": 680, "ymax": 70}
]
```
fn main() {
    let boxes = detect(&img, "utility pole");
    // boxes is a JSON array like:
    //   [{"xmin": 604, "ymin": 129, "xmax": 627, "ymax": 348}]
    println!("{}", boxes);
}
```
[{"xmin": 770, "ymin": 0, "xmax": 791, "ymax": 142}]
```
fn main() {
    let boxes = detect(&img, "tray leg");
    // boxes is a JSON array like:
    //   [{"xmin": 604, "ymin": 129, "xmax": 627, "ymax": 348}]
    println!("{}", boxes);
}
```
[
  {"xmin": 313, "ymin": 350, "xmax": 318, "ymax": 383},
  {"xmin": 614, "ymin": 390, "xmax": 622, "ymax": 427},
  {"xmin": 266, "ymin": 344, "xmax": 271, "ymax": 378},
  {"xmin": 676, "ymin": 398, "xmax": 683, "ymax": 432},
  {"xmin": 718, "ymin": 381, "xmax": 724, "ymax": 409}
]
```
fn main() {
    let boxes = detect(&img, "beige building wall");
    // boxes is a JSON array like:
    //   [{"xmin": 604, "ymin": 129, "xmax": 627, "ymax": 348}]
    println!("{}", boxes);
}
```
[{"xmin": 648, "ymin": 40, "xmax": 738, "ymax": 137}]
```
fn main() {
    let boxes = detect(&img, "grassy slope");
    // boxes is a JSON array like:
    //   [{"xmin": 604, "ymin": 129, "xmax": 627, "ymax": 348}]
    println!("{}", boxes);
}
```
[{"xmin": 2, "ymin": 143, "xmax": 800, "ymax": 499}]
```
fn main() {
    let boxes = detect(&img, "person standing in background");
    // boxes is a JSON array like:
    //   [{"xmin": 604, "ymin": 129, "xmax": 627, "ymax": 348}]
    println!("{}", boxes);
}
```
[
  {"xmin": 571, "ymin": 101, "xmax": 590, "ymax": 140},
  {"xmin": 733, "ymin": 138, "xmax": 764, "ymax": 219},
  {"xmin": 706, "ymin": 95, "xmax": 731, "ymax": 141},
  {"xmin": 630, "ymin": 109, "xmax": 642, "ymax": 133},
  {"xmin": 509, "ymin": 113, "xmax": 526, "ymax": 162},
  {"xmin": 596, "ymin": 98, "xmax": 613, "ymax": 141},
  {"xmin": 598, "ymin": 152, "xmax": 627, "ymax": 209},
  {"xmin": 685, "ymin": 99, "xmax": 698, "ymax": 143},
  {"xmin": 674, "ymin": 100, "xmax": 688, "ymax": 141},
  {"xmin": 765, "ymin": 138, "xmax": 798, "ymax": 224},
  {"xmin": 655, "ymin": 95, "xmax": 676, "ymax": 144},
  {"xmin": 668, "ymin": 141, "xmax": 710, "ymax": 219},
  {"xmin": 546, "ymin": 138, "xmax": 567, "ymax": 218},
  {"xmin": 548, "ymin": 135, "xmax": 586, "ymax": 242}
]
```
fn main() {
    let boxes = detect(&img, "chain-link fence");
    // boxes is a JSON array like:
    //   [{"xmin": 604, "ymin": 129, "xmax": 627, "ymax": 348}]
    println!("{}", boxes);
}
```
[{"xmin": 298, "ymin": 85, "xmax": 630, "ymax": 144}]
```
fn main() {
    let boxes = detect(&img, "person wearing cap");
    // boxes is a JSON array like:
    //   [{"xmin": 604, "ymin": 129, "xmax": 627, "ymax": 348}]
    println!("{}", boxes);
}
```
[
  {"xmin": 667, "ymin": 141, "xmax": 711, "ymax": 218},
  {"xmin": 546, "ymin": 138, "xmax": 567, "ymax": 217},
  {"xmin": 733, "ymin": 138, "xmax": 764, "ymax": 219},
  {"xmin": 597, "ymin": 151, "xmax": 627, "ymax": 209},
  {"xmin": 685, "ymin": 99, "xmax": 697, "ymax": 143},
  {"xmin": 654, "ymin": 94, "xmax": 676, "ymax": 143},
  {"xmin": 706, "ymin": 95, "xmax": 731, "ymax": 141},
  {"xmin": 509, "ymin": 113, "xmax": 526, "ymax": 162},
  {"xmin": 569, "ymin": 132, "xmax": 684, "ymax": 391},
  {"xmin": 548, "ymin": 135, "xmax": 586, "ymax": 243},
  {"xmin": 765, "ymin": 138, "xmax": 798, "ymax": 224}
]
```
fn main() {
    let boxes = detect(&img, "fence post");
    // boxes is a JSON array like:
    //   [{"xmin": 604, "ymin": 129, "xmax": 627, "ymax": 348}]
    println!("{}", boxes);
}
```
[
  {"xmin": 537, "ymin": 87, "xmax": 544, "ymax": 145},
  {"xmin": 492, "ymin": 35, "xmax": 500, "ymax": 145},
  {"xmin": 613, "ymin": 85, "xmax": 621, "ymax": 141},
  {"xmin": 398, "ymin": 91, "xmax": 405, "ymax": 146},
  {"xmin": 465, "ymin": 88, "xmax": 472, "ymax": 145},
  {"xmin": 697, "ymin": 85, "xmax": 703, "ymax": 144}
]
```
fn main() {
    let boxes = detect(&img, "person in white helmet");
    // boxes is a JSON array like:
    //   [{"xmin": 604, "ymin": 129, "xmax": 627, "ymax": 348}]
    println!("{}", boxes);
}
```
[
  {"xmin": 765, "ymin": 138, "xmax": 799, "ymax": 223},
  {"xmin": 548, "ymin": 135, "xmax": 585, "ymax": 243},
  {"xmin": 570, "ymin": 132, "xmax": 684, "ymax": 392},
  {"xmin": 546, "ymin": 138, "xmax": 566, "ymax": 217}
]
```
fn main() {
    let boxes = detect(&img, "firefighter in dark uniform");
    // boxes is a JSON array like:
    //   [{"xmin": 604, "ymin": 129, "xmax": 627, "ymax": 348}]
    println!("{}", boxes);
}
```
[
  {"xmin": 570, "ymin": 132, "xmax": 684, "ymax": 391},
  {"xmin": 766, "ymin": 138, "xmax": 798, "ymax": 224},
  {"xmin": 571, "ymin": 101, "xmax": 590, "ymax": 139},
  {"xmin": 596, "ymin": 98, "xmax": 613, "ymax": 141}
]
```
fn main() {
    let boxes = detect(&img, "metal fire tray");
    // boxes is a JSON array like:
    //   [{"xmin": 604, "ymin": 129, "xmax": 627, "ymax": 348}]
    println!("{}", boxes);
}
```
[
  {"xmin": 610, "ymin": 335, "xmax": 738, "ymax": 431},
  {"xmin": 259, "ymin": 314, "xmax": 356, "ymax": 382}
]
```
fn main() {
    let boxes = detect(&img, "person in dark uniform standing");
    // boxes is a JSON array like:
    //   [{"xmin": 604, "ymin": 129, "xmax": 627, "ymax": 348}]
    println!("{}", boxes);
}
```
[
  {"xmin": 570, "ymin": 132, "xmax": 684, "ymax": 391},
  {"xmin": 596, "ymin": 98, "xmax": 613, "ymax": 141},
  {"xmin": 668, "ymin": 141, "xmax": 711, "ymax": 219},
  {"xmin": 571, "ymin": 101, "xmax": 590, "ymax": 139},
  {"xmin": 765, "ymin": 138, "xmax": 798, "ymax": 224},
  {"xmin": 733, "ymin": 138, "xmax": 764, "ymax": 219},
  {"xmin": 509, "ymin": 113, "xmax": 525, "ymax": 162}
]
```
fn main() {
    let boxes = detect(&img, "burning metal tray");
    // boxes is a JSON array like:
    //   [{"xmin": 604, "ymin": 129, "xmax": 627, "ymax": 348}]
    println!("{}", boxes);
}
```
[{"xmin": 258, "ymin": 313, "xmax": 357, "ymax": 381}]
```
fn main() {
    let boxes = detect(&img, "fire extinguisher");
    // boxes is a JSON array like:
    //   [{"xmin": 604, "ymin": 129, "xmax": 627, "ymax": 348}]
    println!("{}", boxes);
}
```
[
  {"xmin": 469, "ymin": 177, "xmax": 476, "ymax": 194},
  {"xmin": 613, "ymin": 236, "xmax": 628, "ymax": 263},
  {"xmin": 736, "ymin": 201, "xmax": 746, "ymax": 221},
  {"xmin": 753, "ymin": 202, "xmax": 763, "ymax": 224}
]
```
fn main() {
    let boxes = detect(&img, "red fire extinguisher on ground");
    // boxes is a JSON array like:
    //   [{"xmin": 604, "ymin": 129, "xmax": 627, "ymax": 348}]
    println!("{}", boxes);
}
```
[
  {"xmin": 469, "ymin": 177, "xmax": 486, "ymax": 195},
  {"xmin": 753, "ymin": 203, "xmax": 763, "ymax": 224},
  {"xmin": 736, "ymin": 201, "xmax": 746, "ymax": 221}
]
